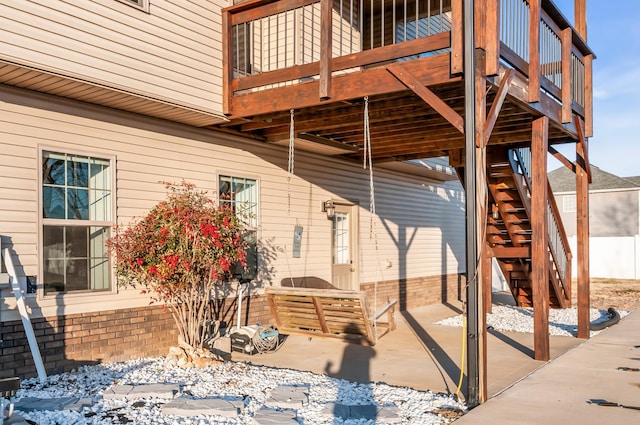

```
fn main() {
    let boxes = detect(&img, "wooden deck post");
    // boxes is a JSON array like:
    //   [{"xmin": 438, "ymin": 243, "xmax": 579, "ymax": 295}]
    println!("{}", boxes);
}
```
[
  {"xmin": 483, "ymin": 243, "xmax": 493, "ymax": 314},
  {"xmin": 575, "ymin": 0, "xmax": 587, "ymax": 42},
  {"xmin": 476, "ymin": 51, "xmax": 488, "ymax": 403},
  {"xmin": 484, "ymin": 0, "xmax": 500, "ymax": 76},
  {"xmin": 575, "ymin": 2, "xmax": 591, "ymax": 334},
  {"xmin": 222, "ymin": 9, "xmax": 233, "ymax": 115},
  {"xmin": 319, "ymin": 0, "xmax": 333, "ymax": 99},
  {"xmin": 575, "ymin": 1, "xmax": 592, "ymax": 137},
  {"xmin": 528, "ymin": 0, "xmax": 541, "ymax": 103},
  {"xmin": 560, "ymin": 28, "xmax": 572, "ymax": 124},
  {"xmin": 531, "ymin": 116, "xmax": 550, "ymax": 361},
  {"xmin": 451, "ymin": 0, "xmax": 463, "ymax": 74},
  {"xmin": 584, "ymin": 54, "xmax": 593, "ymax": 137},
  {"xmin": 576, "ymin": 129, "xmax": 591, "ymax": 339}
]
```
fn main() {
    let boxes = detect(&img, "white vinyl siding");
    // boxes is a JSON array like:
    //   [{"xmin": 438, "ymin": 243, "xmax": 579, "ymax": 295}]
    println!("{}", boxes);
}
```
[
  {"xmin": 0, "ymin": 85, "xmax": 464, "ymax": 318},
  {"xmin": 0, "ymin": 0, "xmax": 224, "ymax": 114}
]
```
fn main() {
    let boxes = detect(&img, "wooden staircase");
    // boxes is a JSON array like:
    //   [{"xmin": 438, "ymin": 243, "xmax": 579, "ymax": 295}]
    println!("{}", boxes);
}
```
[{"xmin": 486, "ymin": 148, "xmax": 572, "ymax": 308}]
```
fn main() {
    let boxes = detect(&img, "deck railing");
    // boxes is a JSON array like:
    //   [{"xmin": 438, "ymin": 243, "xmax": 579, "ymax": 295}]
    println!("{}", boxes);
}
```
[
  {"xmin": 497, "ymin": 0, "xmax": 592, "ymax": 130},
  {"xmin": 223, "ymin": 0, "xmax": 592, "ymax": 132},
  {"xmin": 229, "ymin": 0, "xmax": 452, "ymax": 74},
  {"xmin": 224, "ymin": 0, "xmax": 453, "ymax": 100},
  {"xmin": 511, "ymin": 147, "xmax": 572, "ymax": 304}
]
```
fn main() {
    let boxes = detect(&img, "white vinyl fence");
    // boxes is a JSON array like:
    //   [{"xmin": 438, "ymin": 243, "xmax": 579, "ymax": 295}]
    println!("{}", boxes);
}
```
[{"xmin": 569, "ymin": 235, "xmax": 640, "ymax": 280}]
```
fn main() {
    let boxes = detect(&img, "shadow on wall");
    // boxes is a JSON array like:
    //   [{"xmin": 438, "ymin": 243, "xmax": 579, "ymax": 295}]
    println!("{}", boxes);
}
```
[
  {"xmin": 378, "ymin": 183, "xmax": 466, "ymax": 312},
  {"xmin": 210, "ymin": 236, "xmax": 281, "ymax": 328},
  {"xmin": 0, "ymin": 236, "xmax": 102, "ymax": 380}
]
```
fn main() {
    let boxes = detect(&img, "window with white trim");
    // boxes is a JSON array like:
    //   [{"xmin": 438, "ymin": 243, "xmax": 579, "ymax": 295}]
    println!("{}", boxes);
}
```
[
  {"xmin": 219, "ymin": 175, "xmax": 258, "ymax": 280},
  {"xmin": 42, "ymin": 151, "xmax": 113, "ymax": 294},
  {"xmin": 563, "ymin": 195, "xmax": 577, "ymax": 213}
]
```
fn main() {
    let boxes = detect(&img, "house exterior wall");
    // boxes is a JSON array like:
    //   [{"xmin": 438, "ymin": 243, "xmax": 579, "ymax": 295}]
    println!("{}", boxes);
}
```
[
  {"xmin": 0, "ymin": 0, "xmax": 225, "ymax": 115},
  {"xmin": 0, "ymin": 84, "xmax": 465, "ymax": 377},
  {"xmin": 555, "ymin": 189, "xmax": 640, "ymax": 279},
  {"xmin": 555, "ymin": 189, "xmax": 639, "ymax": 237}
]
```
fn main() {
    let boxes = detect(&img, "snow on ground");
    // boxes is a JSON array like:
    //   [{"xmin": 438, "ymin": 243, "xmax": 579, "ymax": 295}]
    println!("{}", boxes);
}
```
[
  {"xmin": 15, "ymin": 358, "xmax": 465, "ymax": 424},
  {"xmin": 436, "ymin": 305, "xmax": 629, "ymax": 337}
]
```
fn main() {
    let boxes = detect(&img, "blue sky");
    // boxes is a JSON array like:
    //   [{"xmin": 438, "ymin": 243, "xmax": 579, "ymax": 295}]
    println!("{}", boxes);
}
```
[{"xmin": 548, "ymin": 0, "xmax": 640, "ymax": 177}]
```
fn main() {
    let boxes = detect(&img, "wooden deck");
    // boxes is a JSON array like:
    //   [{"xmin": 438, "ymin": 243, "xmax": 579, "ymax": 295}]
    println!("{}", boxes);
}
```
[{"xmin": 218, "ymin": 0, "xmax": 593, "ymax": 163}]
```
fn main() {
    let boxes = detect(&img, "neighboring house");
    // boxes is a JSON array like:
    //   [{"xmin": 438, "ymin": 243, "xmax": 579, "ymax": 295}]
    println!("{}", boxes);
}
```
[
  {"xmin": 0, "ymin": 0, "xmax": 594, "ymax": 377},
  {"xmin": 549, "ymin": 166, "xmax": 640, "ymax": 279}
]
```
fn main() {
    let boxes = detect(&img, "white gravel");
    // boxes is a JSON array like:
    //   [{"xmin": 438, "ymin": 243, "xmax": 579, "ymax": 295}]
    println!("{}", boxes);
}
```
[
  {"xmin": 15, "ymin": 358, "xmax": 466, "ymax": 424},
  {"xmin": 436, "ymin": 305, "xmax": 629, "ymax": 337},
  {"xmin": 13, "ymin": 307, "xmax": 626, "ymax": 423}
]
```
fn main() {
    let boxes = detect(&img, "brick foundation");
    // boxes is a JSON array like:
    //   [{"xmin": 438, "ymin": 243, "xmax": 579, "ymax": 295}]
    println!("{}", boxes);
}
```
[
  {"xmin": 361, "ymin": 273, "xmax": 466, "ymax": 311},
  {"xmin": 0, "ymin": 273, "xmax": 461, "ymax": 379},
  {"xmin": 0, "ymin": 306, "xmax": 175, "ymax": 379},
  {"xmin": 0, "ymin": 297, "xmax": 274, "ymax": 380}
]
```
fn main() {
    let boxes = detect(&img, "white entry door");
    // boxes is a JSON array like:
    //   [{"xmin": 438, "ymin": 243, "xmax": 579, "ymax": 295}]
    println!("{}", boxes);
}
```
[{"xmin": 331, "ymin": 204, "xmax": 358, "ymax": 290}]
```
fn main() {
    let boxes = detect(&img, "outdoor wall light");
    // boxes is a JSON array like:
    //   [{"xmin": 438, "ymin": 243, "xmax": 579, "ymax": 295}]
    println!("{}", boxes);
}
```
[{"xmin": 322, "ymin": 200, "xmax": 335, "ymax": 219}]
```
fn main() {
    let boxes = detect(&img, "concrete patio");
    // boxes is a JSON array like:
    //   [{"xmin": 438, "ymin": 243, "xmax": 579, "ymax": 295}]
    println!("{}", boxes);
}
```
[{"xmin": 232, "ymin": 296, "xmax": 583, "ymax": 399}]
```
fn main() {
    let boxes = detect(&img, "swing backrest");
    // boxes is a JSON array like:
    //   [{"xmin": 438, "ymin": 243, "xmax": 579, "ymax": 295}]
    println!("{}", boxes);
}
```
[
  {"xmin": 280, "ymin": 276, "xmax": 339, "ymax": 290},
  {"xmin": 265, "ymin": 286, "xmax": 396, "ymax": 345}
]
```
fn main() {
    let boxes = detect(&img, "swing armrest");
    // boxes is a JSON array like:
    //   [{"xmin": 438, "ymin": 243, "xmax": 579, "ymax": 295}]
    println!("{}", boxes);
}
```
[{"xmin": 373, "ymin": 299, "xmax": 397, "ymax": 331}]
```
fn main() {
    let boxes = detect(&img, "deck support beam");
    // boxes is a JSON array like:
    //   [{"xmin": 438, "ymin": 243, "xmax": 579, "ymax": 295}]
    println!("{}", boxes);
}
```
[
  {"xmin": 531, "ymin": 116, "xmax": 550, "ymax": 361},
  {"xmin": 548, "ymin": 146, "xmax": 576, "ymax": 173},
  {"xmin": 484, "ymin": 69, "xmax": 513, "ymax": 143},
  {"xmin": 386, "ymin": 65, "xmax": 464, "ymax": 134}
]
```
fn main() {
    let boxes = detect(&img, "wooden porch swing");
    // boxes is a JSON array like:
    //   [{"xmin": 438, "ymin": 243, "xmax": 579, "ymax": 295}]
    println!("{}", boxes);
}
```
[
  {"xmin": 266, "ymin": 99, "xmax": 397, "ymax": 346},
  {"xmin": 265, "ymin": 285, "xmax": 397, "ymax": 346}
]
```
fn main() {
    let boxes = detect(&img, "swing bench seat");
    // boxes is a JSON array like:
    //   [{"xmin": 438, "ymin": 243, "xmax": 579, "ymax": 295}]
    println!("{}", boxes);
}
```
[{"xmin": 265, "ymin": 286, "xmax": 397, "ymax": 345}]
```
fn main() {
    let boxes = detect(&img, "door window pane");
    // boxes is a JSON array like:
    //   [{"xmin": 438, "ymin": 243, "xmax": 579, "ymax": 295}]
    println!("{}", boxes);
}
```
[{"xmin": 333, "ymin": 212, "xmax": 350, "ymax": 265}]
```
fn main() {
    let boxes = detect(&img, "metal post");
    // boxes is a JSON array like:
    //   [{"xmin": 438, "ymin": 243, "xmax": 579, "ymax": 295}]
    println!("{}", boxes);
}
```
[{"xmin": 463, "ymin": 0, "xmax": 479, "ymax": 408}]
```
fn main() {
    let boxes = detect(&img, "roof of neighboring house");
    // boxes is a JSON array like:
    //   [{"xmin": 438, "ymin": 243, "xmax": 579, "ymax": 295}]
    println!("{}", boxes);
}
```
[
  {"xmin": 548, "ymin": 165, "xmax": 640, "ymax": 192},
  {"xmin": 625, "ymin": 176, "xmax": 640, "ymax": 186}
]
